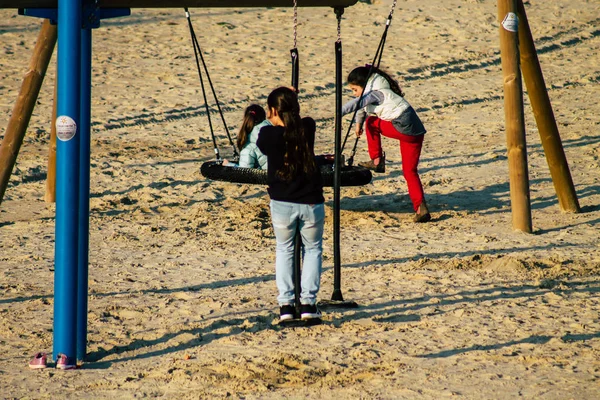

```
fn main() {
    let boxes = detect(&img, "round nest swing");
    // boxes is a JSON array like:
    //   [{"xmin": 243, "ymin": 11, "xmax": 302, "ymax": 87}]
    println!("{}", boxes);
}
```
[{"xmin": 200, "ymin": 157, "xmax": 372, "ymax": 187}]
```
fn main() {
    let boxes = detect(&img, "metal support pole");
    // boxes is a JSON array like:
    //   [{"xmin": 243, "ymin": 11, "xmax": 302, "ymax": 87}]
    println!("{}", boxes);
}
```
[
  {"xmin": 53, "ymin": 0, "xmax": 82, "ymax": 361},
  {"xmin": 322, "ymin": 6, "xmax": 356, "ymax": 309},
  {"xmin": 332, "ymin": 38, "xmax": 344, "ymax": 301},
  {"xmin": 293, "ymin": 228, "xmax": 302, "ymax": 316},
  {"xmin": 76, "ymin": 26, "xmax": 92, "ymax": 362}
]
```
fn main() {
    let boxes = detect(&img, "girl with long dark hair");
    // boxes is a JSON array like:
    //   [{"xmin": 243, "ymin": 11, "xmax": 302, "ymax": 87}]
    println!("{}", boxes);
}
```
[
  {"xmin": 257, "ymin": 87, "xmax": 325, "ymax": 321},
  {"xmin": 343, "ymin": 65, "xmax": 431, "ymax": 222},
  {"xmin": 223, "ymin": 104, "xmax": 270, "ymax": 169}
]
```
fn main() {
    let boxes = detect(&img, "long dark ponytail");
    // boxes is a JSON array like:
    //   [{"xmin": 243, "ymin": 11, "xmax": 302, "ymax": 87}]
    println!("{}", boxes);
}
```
[
  {"xmin": 267, "ymin": 87, "xmax": 316, "ymax": 182},
  {"xmin": 347, "ymin": 65, "xmax": 405, "ymax": 97},
  {"xmin": 237, "ymin": 104, "xmax": 266, "ymax": 150}
]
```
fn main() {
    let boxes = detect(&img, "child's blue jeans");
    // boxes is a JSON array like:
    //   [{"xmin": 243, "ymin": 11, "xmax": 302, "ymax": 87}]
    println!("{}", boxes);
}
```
[{"xmin": 269, "ymin": 200, "xmax": 325, "ymax": 306}]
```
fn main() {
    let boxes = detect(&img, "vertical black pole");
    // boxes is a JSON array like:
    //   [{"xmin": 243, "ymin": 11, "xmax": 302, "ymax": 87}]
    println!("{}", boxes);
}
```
[
  {"xmin": 293, "ymin": 227, "xmax": 302, "ymax": 316},
  {"xmin": 332, "ymin": 10, "xmax": 344, "ymax": 302},
  {"xmin": 324, "ymin": 7, "xmax": 358, "ymax": 309}
]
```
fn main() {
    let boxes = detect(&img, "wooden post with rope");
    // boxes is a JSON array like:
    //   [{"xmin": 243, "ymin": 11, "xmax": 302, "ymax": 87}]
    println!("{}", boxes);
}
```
[
  {"xmin": 516, "ymin": 0, "xmax": 580, "ymax": 213},
  {"xmin": 0, "ymin": 19, "xmax": 56, "ymax": 207},
  {"xmin": 497, "ymin": 0, "xmax": 532, "ymax": 233}
]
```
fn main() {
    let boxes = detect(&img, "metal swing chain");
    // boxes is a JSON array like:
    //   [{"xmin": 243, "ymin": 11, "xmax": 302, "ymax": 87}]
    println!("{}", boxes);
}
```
[
  {"xmin": 389, "ymin": 0, "xmax": 397, "ymax": 18},
  {"xmin": 293, "ymin": 0, "xmax": 298, "ymax": 50},
  {"xmin": 336, "ymin": 7, "xmax": 342, "ymax": 43},
  {"xmin": 290, "ymin": 0, "xmax": 300, "ymax": 91},
  {"xmin": 377, "ymin": 0, "xmax": 397, "ymax": 67},
  {"xmin": 334, "ymin": 7, "xmax": 344, "ymax": 168}
]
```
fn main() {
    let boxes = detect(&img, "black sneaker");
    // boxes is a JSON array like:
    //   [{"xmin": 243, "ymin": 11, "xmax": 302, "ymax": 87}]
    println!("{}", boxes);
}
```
[
  {"xmin": 300, "ymin": 304, "xmax": 322, "ymax": 320},
  {"xmin": 279, "ymin": 305, "xmax": 296, "ymax": 321}
]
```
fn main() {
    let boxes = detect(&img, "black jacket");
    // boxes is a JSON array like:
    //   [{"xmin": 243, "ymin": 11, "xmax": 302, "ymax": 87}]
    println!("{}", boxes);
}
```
[{"xmin": 257, "ymin": 117, "xmax": 324, "ymax": 204}]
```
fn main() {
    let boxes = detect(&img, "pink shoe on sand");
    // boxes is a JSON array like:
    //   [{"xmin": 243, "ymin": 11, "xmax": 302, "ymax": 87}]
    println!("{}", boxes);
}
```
[
  {"xmin": 55, "ymin": 353, "xmax": 76, "ymax": 370},
  {"xmin": 28, "ymin": 352, "xmax": 48, "ymax": 369}
]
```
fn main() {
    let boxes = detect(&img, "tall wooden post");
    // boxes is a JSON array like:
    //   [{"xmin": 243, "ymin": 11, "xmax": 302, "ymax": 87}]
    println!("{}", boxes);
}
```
[
  {"xmin": 516, "ymin": 0, "xmax": 580, "ymax": 213},
  {"xmin": 0, "ymin": 19, "xmax": 57, "ymax": 207},
  {"xmin": 498, "ymin": 0, "xmax": 532, "ymax": 233},
  {"xmin": 45, "ymin": 70, "xmax": 58, "ymax": 203}
]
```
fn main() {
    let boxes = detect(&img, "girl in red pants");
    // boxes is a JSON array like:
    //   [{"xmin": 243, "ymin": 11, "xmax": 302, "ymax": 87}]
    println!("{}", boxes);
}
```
[{"xmin": 342, "ymin": 65, "xmax": 431, "ymax": 222}]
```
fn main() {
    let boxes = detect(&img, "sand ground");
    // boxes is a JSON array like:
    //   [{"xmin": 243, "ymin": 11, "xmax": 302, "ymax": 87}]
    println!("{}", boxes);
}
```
[{"xmin": 1, "ymin": 0, "xmax": 599, "ymax": 398}]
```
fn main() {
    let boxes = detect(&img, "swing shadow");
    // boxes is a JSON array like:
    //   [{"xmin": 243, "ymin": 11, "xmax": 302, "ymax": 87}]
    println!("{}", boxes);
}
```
[
  {"xmin": 87, "ymin": 239, "xmax": 592, "ymax": 301},
  {"xmin": 1, "ymin": 236, "xmax": 585, "ymax": 306},
  {"xmin": 358, "ymin": 176, "xmax": 600, "ymax": 217},
  {"xmin": 89, "ymin": 183, "xmax": 268, "ymax": 218},
  {"xmin": 87, "ymin": 15, "xmax": 599, "ymax": 133},
  {"xmin": 91, "ymin": 176, "xmax": 203, "ymax": 198},
  {"xmin": 82, "ymin": 312, "xmax": 275, "ymax": 369},
  {"xmin": 337, "ymin": 280, "xmax": 600, "ymax": 323},
  {"xmin": 414, "ymin": 134, "xmax": 600, "ymax": 174},
  {"xmin": 401, "ymin": 20, "xmax": 600, "ymax": 83},
  {"xmin": 417, "ymin": 335, "xmax": 553, "ymax": 359},
  {"xmin": 352, "ymin": 132, "xmax": 600, "ymax": 217},
  {"xmin": 82, "ymin": 278, "xmax": 600, "ymax": 368},
  {"xmin": 0, "ymin": 273, "xmax": 275, "ymax": 305},
  {"xmin": 337, "ymin": 181, "xmax": 509, "ymax": 215},
  {"xmin": 335, "ymin": 280, "xmax": 600, "ymax": 359}
]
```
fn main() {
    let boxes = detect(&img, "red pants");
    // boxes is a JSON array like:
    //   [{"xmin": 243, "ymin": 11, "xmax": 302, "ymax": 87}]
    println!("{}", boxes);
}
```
[{"xmin": 365, "ymin": 116, "xmax": 425, "ymax": 212}]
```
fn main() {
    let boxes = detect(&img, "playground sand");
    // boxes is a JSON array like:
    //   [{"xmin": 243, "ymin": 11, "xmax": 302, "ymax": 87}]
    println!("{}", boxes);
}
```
[{"xmin": 1, "ymin": 0, "xmax": 599, "ymax": 398}]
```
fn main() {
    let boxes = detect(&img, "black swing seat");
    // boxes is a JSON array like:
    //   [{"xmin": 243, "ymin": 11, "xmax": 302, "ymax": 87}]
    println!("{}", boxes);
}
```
[{"xmin": 200, "ymin": 155, "xmax": 372, "ymax": 187}]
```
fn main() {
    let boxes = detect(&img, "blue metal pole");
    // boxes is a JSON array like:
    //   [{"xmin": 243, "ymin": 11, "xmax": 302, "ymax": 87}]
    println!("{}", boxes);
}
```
[
  {"xmin": 53, "ymin": 0, "xmax": 81, "ymax": 362},
  {"xmin": 76, "ymin": 25, "xmax": 91, "ymax": 362}
]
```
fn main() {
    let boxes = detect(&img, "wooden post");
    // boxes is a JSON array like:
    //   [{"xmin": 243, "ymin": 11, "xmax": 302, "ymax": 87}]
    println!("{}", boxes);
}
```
[
  {"xmin": 0, "ymin": 19, "xmax": 57, "ymax": 207},
  {"xmin": 45, "ymin": 70, "xmax": 57, "ymax": 203},
  {"xmin": 516, "ymin": 0, "xmax": 580, "ymax": 213},
  {"xmin": 498, "ymin": 0, "xmax": 532, "ymax": 233}
]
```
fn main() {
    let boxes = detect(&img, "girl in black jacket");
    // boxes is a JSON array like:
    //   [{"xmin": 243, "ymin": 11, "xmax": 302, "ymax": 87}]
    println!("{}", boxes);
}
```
[{"xmin": 257, "ymin": 87, "xmax": 325, "ymax": 322}]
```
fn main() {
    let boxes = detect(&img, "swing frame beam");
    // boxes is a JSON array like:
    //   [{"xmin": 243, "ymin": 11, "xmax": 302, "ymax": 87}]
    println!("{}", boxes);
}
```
[{"xmin": 2, "ymin": 0, "xmax": 359, "ymax": 8}]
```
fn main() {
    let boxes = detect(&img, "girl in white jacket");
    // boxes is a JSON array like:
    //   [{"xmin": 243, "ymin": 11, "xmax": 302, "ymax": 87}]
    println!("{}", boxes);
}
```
[{"xmin": 342, "ymin": 66, "xmax": 430, "ymax": 222}]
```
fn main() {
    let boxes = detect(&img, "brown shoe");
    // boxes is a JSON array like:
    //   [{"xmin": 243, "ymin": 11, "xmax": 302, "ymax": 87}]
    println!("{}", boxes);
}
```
[
  {"xmin": 359, "ymin": 153, "xmax": 385, "ymax": 173},
  {"xmin": 414, "ymin": 201, "xmax": 431, "ymax": 223}
]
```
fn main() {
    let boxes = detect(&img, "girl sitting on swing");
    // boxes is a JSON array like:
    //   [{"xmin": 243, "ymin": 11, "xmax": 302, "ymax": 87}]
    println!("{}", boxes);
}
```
[{"xmin": 223, "ymin": 104, "xmax": 271, "ymax": 169}]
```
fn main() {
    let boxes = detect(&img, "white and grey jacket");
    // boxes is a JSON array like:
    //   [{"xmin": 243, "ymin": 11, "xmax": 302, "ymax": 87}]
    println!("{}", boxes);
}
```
[{"xmin": 342, "ymin": 74, "xmax": 426, "ymax": 136}]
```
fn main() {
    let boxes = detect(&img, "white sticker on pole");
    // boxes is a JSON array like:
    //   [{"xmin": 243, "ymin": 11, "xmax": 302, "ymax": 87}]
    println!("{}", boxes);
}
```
[
  {"xmin": 502, "ymin": 12, "xmax": 518, "ymax": 32},
  {"xmin": 56, "ymin": 116, "xmax": 77, "ymax": 141}
]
